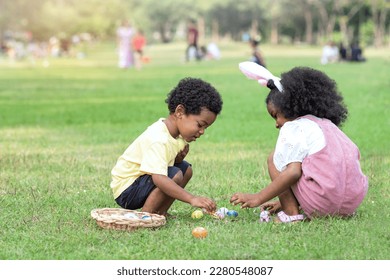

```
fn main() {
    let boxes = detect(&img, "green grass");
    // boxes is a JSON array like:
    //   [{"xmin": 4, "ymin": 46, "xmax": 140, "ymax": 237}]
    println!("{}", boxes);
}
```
[{"xmin": 0, "ymin": 42, "xmax": 389, "ymax": 260}]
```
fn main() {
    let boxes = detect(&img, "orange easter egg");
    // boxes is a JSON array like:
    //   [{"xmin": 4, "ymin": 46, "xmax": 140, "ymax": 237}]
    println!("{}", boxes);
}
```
[{"xmin": 192, "ymin": 227, "xmax": 208, "ymax": 239}]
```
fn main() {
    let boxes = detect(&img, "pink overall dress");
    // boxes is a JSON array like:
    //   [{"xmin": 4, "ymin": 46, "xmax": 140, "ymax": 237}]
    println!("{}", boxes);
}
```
[{"xmin": 292, "ymin": 115, "xmax": 368, "ymax": 218}]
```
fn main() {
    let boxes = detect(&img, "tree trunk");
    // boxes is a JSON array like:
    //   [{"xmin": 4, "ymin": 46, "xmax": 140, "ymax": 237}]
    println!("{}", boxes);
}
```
[
  {"xmin": 303, "ymin": 4, "xmax": 313, "ymax": 44},
  {"xmin": 339, "ymin": 16, "xmax": 348, "ymax": 43},
  {"xmin": 270, "ymin": 19, "xmax": 278, "ymax": 45},
  {"xmin": 371, "ymin": 2, "xmax": 388, "ymax": 47},
  {"xmin": 159, "ymin": 25, "xmax": 169, "ymax": 43},
  {"xmin": 250, "ymin": 19, "xmax": 258, "ymax": 38},
  {"xmin": 315, "ymin": 0, "xmax": 328, "ymax": 41},
  {"xmin": 198, "ymin": 16, "xmax": 205, "ymax": 46},
  {"xmin": 211, "ymin": 19, "xmax": 219, "ymax": 42}
]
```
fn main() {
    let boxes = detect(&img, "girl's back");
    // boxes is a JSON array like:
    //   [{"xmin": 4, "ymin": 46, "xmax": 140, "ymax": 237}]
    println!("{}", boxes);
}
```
[{"xmin": 294, "ymin": 115, "xmax": 368, "ymax": 218}]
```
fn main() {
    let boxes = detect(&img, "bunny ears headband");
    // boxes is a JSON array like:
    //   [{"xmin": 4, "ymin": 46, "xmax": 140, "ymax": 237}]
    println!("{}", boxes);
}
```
[{"xmin": 238, "ymin": 61, "xmax": 283, "ymax": 92}]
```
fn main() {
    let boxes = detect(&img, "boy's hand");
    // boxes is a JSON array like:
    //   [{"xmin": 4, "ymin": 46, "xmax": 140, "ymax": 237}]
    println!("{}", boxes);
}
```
[
  {"xmin": 230, "ymin": 193, "xmax": 262, "ymax": 209},
  {"xmin": 190, "ymin": 196, "xmax": 216, "ymax": 213},
  {"xmin": 175, "ymin": 144, "xmax": 189, "ymax": 163}
]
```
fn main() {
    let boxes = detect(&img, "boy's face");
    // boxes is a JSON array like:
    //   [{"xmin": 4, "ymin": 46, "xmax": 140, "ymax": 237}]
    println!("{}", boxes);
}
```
[{"xmin": 177, "ymin": 107, "xmax": 217, "ymax": 142}]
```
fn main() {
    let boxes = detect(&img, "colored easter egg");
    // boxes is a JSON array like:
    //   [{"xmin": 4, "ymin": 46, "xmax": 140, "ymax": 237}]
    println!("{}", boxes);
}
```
[
  {"xmin": 191, "ymin": 210, "xmax": 204, "ymax": 219},
  {"xmin": 227, "ymin": 210, "xmax": 238, "ymax": 218},
  {"xmin": 259, "ymin": 210, "xmax": 271, "ymax": 223},
  {"xmin": 141, "ymin": 215, "xmax": 151, "ymax": 220},
  {"xmin": 192, "ymin": 227, "xmax": 208, "ymax": 239},
  {"xmin": 215, "ymin": 210, "xmax": 225, "ymax": 219},
  {"xmin": 218, "ymin": 207, "xmax": 229, "ymax": 215}
]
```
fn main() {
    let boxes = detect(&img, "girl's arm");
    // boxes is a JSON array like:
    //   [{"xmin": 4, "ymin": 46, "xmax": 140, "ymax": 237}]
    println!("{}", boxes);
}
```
[{"xmin": 230, "ymin": 162, "xmax": 302, "ymax": 208}]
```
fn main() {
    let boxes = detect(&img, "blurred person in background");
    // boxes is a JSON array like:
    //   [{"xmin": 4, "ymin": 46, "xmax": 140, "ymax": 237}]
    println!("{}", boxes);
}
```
[
  {"xmin": 132, "ymin": 29, "xmax": 146, "ymax": 70},
  {"xmin": 185, "ymin": 19, "xmax": 199, "ymax": 62},
  {"xmin": 117, "ymin": 20, "xmax": 134, "ymax": 69},
  {"xmin": 250, "ymin": 38, "xmax": 266, "ymax": 68},
  {"xmin": 321, "ymin": 41, "xmax": 339, "ymax": 65}
]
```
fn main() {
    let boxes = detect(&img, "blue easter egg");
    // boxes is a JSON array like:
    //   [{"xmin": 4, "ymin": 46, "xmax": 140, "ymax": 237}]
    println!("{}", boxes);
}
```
[
  {"xmin": 141, "ymin": 215, "xmax": 151, "ymax": 220},
  {"xmin": 227, "ymin": 210, "xmax": 238, "ymax": 217}
]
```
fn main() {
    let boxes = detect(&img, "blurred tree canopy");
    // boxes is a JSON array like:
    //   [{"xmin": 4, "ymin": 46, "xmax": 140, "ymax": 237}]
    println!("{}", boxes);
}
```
[{"xmin": 0, "ymin": 0, "xmax": 388, "ymax": 46}]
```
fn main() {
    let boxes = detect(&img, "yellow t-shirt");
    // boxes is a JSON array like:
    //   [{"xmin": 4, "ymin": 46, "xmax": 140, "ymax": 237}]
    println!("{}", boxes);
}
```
[{"xmin": 110, "ymin": 118, "xmax": 187, "ymax": 199}]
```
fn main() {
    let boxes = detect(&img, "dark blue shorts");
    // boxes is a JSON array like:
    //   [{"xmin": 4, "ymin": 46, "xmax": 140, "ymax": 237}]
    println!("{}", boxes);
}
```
[{"xmin": 115, "ymin": 161, "xmax": 191, "ymax": 210}]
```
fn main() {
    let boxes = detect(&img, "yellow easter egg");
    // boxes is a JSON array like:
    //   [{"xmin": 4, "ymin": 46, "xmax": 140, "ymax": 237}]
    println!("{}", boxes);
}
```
[{"xmin": 191, "ymin": 210, "xmax": 204, "ymax": 219}]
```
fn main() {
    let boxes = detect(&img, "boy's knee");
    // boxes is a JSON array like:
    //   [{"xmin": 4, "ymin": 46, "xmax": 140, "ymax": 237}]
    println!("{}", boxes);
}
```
[
  {"xmin": 172, "ymin": 166, "xmax": 192, "ymax": 188},
  {"xmin": 184, "ymin": 166, "xmax": 193, "ymax": 181},
  {"xmin": 172, "ymin": 170, "xmax": 184, "ymax": 185}
]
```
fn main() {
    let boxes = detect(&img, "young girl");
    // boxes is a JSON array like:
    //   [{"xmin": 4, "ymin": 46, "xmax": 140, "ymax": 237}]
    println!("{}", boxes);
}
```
[
  {"xmin": 116, "ymin": 20, "xmax": 134, "ymax": 69},
  {"xmin": 111, "ymin": 77, "xmax": 223, "ymax": 216},
  {"xmin": 231, "ymin": 62, "xmax": 368, "ymax": 222}
]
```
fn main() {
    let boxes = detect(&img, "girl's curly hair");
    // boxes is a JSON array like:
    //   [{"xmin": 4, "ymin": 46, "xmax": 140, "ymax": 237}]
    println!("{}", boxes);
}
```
[
  {"xmin": 266, "ymin": 67, "xmax": 348, "ymax": 126},
  {"xmin": 166, "ymin": 77, "xmax": 223, "ymax": 115}
]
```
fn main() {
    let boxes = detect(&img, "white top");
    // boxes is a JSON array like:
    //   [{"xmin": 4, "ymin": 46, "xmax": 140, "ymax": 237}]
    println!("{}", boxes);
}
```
[{"xmin": 273, "ymin": 116, "xmax": 326, "ymax": 172}]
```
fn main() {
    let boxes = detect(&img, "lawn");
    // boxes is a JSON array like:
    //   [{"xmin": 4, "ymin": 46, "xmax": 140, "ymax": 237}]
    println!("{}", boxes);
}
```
[{"xmin": 0, "ymin": 42, "xmax": 389, "ymax": 260}]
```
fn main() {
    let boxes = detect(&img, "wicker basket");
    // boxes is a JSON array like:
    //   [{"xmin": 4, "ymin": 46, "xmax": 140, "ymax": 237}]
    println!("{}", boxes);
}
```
[{"xmin": 90, "ymin": 208, "xmax": 166, "ymax": 231}]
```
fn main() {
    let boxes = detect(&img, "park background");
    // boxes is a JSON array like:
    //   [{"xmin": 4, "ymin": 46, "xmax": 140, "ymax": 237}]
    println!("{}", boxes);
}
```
[{"xmin": 0, "ymin": 0, "xmax": 389, "ymax": 260}]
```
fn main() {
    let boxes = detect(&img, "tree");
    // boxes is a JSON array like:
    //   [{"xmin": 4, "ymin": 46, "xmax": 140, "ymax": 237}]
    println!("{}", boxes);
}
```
[
  {"xmin": 276, "ymin": 1, "xmax": 308, "ymax": 43},
  {"xmin": 311, "ymin": 0, "xmax": 372, "ymax": 44},
  {"xmin": 139, "ymin": 0, "xmax": 195, "ymax": 43},
  {"xmin": 0, "ymin": 0, "xmax": 132, "ymax": 41},
  {"xmin": 264, "ymin": 0, "xmax": 284, "ymax": 44},
  {"xmin": 0, "ymin": 0, "xmax": 388, "ymax": 47},
  {"xmin": 0, "ymin": 0, "xmax": 46, "ymax": 41},
  {"xmin": 208, "ymin": 0, "xmax": 267, "ymax": 41},
  {"xmin": 313, "ymin": 0, "xmax": 339, "ymax": 41},
  {"xmin": 302, "ymin": 0, "xmax": 315, "ymax": 44},
  {"xmin": 368, "ymin": 0, "xmax": 389, "ymax": 47}
]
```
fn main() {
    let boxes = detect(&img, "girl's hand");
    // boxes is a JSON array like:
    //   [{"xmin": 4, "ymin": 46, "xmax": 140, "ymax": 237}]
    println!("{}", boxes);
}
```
[
  {"xmin": 230, "ymin": 193, "xmax": 262, "ymax": 208},
  {"xmin": 175, "ymin": 144, "xmax": 189, "ymax": 163},
  {"xmin": 190, "ymin": 196, "xmax": 216, "ymax": 213},
  {"xmin": 261, "ymin": 200, "xmax": 281, "ymax": 214}
]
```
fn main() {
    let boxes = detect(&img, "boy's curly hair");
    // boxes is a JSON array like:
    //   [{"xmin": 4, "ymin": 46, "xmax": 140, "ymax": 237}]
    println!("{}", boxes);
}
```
[
  {"xmin": 166, "ymin": 77, "xmax": 223, "ymax": 115},
  {"xmin": 266, "ymin": 67, "xmax": 348, "ymax": 126}
]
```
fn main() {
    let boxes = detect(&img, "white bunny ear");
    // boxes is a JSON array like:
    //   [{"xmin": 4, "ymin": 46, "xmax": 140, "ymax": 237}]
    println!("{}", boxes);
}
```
[
  {"xmin": 258, "ymin": 79, "xmax": 268, "ymax": 86},
  {"xmin": 272, "ymin": 79, "xmax": 284, "ymax": 93},
  {"xmin": 239, "ymin": 61, "xmax": 274, "ymax": 80},
  {"xmin": 238, "ymin": 61, "xmax": 283, "ymax": 92}
]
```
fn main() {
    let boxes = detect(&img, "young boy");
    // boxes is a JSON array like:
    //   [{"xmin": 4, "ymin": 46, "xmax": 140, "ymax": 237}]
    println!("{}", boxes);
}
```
[
  {"xmin": 111, "ymin": 77, "xmax": 223, "ymax": 216},
  {"xmin": 132, "ymin": 29, "xmax": 146, "ymax": 69}
]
